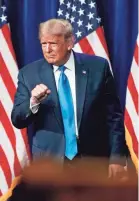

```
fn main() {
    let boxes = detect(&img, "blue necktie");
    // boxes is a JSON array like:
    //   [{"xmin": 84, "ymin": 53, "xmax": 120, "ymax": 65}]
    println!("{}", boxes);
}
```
[{"xmin": 58, "ymin": 66, "xmax": 77, "ymax": 160}]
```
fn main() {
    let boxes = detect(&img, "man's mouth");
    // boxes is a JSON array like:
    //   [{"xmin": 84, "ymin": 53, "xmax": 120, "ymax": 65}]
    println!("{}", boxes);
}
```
[{"xmin": 47, "ymin": 55, "xmax": 55, "ymax": 58}]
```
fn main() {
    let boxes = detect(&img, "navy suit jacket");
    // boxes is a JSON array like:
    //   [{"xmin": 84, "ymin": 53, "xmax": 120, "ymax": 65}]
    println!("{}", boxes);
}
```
[{"xmin": 11, "ymin": 52, "xmax": 126, "ymax": 163}]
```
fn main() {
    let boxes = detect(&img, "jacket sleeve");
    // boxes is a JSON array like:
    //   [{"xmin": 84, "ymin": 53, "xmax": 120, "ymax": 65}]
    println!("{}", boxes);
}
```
[
  {"xmin": 11, "ymin": 70, "xmax": 37, "ymax": 129},
  {"xmin": 104, "ymin": 60, "xmax": 127, "ymax": 165}
]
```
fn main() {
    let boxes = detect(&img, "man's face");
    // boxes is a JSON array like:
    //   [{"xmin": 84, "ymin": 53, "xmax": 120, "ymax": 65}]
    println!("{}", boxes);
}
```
[{"xmin": 40, "ymin": 34, "xmax": 73, "ymax": 66}]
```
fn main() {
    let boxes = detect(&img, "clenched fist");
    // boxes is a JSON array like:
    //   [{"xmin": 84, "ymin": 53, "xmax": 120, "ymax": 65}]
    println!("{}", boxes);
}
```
[{"xmin": 31, "ymin": 84, "xmax": 51, "ymax": 104}]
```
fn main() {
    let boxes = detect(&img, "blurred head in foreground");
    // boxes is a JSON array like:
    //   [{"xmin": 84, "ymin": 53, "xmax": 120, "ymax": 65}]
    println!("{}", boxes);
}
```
[{"xmin": 10, "ymin": 157, "xmax": 137, "ymax": 201}]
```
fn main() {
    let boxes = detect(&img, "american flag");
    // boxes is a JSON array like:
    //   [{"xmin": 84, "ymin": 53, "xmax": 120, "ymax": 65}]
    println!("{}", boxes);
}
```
[
  {"xmin": 0, "ymin": 2, "xmax": 30, "ymax": 199},
  {"xmin": 124, "ymin": 35, "xmax": 139, "ymax": 172},
  {"xmin": 57, "ymin": 0, "xmax": 110, "ymax": 62},
  {"xmin": 57, "ymin": 0, "xmax": 138, "ymax": 170},
  {"xmin": 0, "ymin": 0, "xmax": 138, "ymax": 199}
]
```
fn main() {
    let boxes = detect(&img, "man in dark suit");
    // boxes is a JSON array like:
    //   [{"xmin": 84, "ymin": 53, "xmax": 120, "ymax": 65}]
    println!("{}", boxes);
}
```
[{"xmin": 11, "ymin": 19, "xmax": 126, "ymax": 178}]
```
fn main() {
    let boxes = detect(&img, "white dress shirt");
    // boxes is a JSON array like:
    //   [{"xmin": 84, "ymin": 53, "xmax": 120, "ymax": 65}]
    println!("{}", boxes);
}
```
[{"xmin": 30, "ymin": 51, "xmax": 78, "ymax": 136}]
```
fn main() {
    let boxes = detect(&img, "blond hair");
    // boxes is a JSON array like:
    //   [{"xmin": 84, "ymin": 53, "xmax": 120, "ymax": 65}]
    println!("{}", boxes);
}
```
[{"xmin": 39, "ymin": 19, "xmax": 73, "ymax": 40}]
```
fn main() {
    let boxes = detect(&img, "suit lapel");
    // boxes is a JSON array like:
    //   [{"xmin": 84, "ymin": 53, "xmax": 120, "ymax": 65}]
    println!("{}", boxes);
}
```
[
  {"xmin": 39, "ymin": 53, "xmax": 88, "ymax": 132},
  {"xmin": 74, "ymin": 53, "xmax": 88, "ymax": 130},
  {"xmin": 39, "ymin": 61, "xmax": 64, "ymax": 130}
]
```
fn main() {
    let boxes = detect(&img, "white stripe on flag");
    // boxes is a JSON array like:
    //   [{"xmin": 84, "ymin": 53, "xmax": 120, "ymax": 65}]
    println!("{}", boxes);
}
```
[
  {"xmin": 0, "ymin": 77, "xmax": 29, "ymax": 168},
  {"xmin": 73, "ymin": 43, "xmax": 83, "ymax": 53},
  {"xmin": 0, "ymin": 30, "xmax": 18, "ymax": 87},
  {"xmin": 0, "ymin": 123, "xmax": 15, "ymax": 180},
  {"xmin": 0, "ymin": 167, "xmax": 8, "ymax": 195},
  {"xmin": 126, "ymin": 88, "xmax": 139, "ymax": 142},
  {"xmin": 87, "ymin": 31, "xmax": 108, "ymax": 60},
  {"xmin": 131, "ymin": 58, "xmax": 139, "ymax": 93}
]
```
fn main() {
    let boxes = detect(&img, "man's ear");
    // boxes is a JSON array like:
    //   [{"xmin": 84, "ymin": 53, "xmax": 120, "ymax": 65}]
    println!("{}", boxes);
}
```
[{"xmin": 67, "ymin": 35, "xmax": 75, "ymax": 50}]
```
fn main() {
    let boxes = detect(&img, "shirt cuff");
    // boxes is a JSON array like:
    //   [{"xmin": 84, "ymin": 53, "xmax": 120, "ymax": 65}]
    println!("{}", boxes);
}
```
[
  {"xmin": 30, "ymin": 97, "xmax": 40, "ymax": 114},
  {"xmin": 109, "ymin": 155, "xmax": 126, "ymax": 166}
]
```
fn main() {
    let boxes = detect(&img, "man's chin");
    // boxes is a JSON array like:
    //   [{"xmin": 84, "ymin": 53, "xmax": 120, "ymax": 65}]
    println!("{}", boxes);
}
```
[{"xmin": 45, "ymin": 58, "xmax": 56, "ymax": 65}]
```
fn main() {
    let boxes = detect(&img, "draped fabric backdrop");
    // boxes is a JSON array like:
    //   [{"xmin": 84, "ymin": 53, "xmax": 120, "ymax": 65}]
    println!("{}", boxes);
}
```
[
  {"xmin": 0, "ymin": 0, "xmax": 138, "ymax": 200},
  {"xmin": 6, "ymin": 0, "xmax": 138, "ymax": 108}
]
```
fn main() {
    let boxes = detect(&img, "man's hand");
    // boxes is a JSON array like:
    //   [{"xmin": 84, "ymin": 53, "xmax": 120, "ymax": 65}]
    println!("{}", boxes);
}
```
[
  {"xmin": 31, "ymin": 84, "xmax": 51, "ymax": 104},
  {"xmin": 108, "ymin": 164, "xmax": 128, "ymax": 181}
]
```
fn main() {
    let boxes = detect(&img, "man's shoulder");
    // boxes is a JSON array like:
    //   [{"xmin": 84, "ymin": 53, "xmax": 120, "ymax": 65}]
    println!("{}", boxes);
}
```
[
  {"xmin": 74, "ymin": 52, "xmax": 107, "ymax": 64},
  {"xmin": 19, "ymin": 58, "xmax": 46, "ymax": 74},
  {"xmin": 74, "ymin": 52, "xmax": 109, "ymax": 74}
]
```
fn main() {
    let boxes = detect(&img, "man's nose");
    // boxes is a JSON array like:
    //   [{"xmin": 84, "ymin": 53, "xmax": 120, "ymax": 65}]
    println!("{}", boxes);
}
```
[{"xmin": 46, "ymin": 43, "xmax": 51, "ymax": 52}]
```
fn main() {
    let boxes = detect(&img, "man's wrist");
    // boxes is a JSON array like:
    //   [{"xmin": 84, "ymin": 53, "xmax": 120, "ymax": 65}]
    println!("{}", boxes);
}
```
[
  {"xmin": 30, "ymin": 97, "xmax": 40, "ymax": 114},
  {"xmin": 30, "ymin": 96, "xmax": 40, "ymax": 105}
]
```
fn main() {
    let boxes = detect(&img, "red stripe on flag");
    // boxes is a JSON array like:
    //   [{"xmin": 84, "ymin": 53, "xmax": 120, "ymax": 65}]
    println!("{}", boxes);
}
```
[
  {"xmin": 0, "ymin": 146, "xmax": 12, "ymax": 188},
  {"xmin": 79, "ymin": 37, "xmax": 95, "ymax": 55},
  {"xmin": 96, "ymin": 27, "xmax": 109, "ymax": 57},
  {"xmin": 0, "ymin": 58, "xmax": 30, "ymax": 164},
  {"xmin": 134, "ymin": 43, "xmax": 138, "ymax": 65},
  {"xmin": 125, "ymin": 109, "xmax": 138, "ymax": 157},
  {"xmin": 0, "ymin": 103, "xmax": 22, "ymax": 176},
  {"xmin": 0, "ymin": 54, "xmax": 16, "ymax": 102},
  {"xmin": 1, "ymin": 25, "xmax": 17, "ymax": 62},
  {"xmin": 127, "ymin": 73, "xmax": 138, "ymax": 114}
]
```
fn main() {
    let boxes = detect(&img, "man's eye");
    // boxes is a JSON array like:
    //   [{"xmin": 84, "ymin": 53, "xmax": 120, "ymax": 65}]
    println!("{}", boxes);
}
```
[
  {"xmin": 41, "ymin": 43, "xmax": 46, "ymax": 46},
  {"xmin": 51, "ymin": 43, "xmax": 58, "ymax": 47},
  {"xmin": 41, "ymin": 43, "xmax": 58, "ymax": 48}
]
